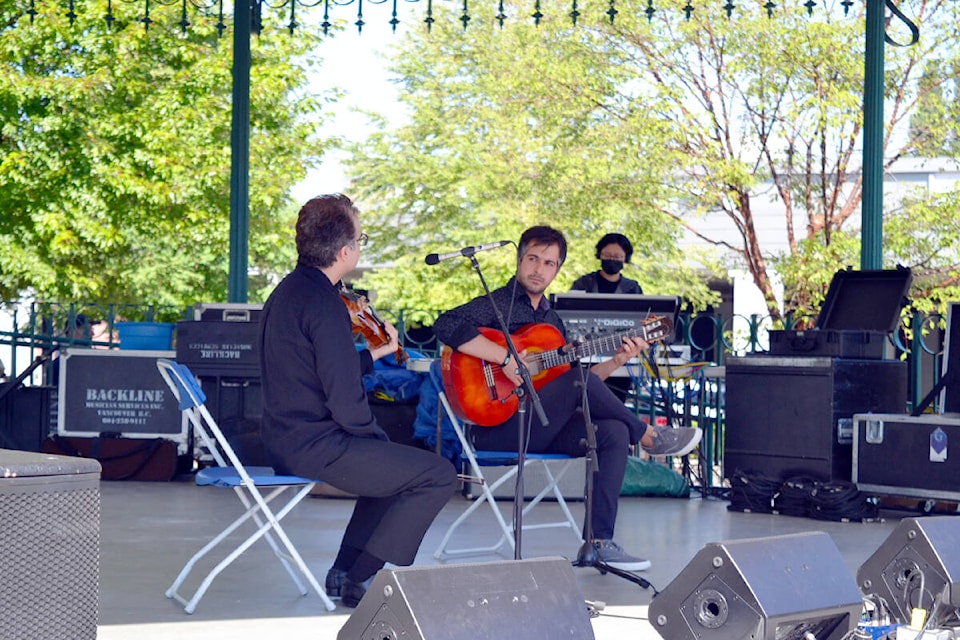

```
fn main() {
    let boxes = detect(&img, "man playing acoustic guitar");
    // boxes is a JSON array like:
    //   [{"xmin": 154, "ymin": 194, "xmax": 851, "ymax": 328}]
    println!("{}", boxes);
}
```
[{"xmin": 433, "ymin": 225, "xmax": 701, "ymax": 571}]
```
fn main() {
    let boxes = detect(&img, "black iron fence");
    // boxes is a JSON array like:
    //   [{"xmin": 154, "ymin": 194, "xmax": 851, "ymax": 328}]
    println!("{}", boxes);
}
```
[
  {"xmin": 0, "ymin": 302, "xmax": 188, "ymax": 385},
  {"xmin": 0, "ymin": 300, "xmax": 951, "ymax": 411}
]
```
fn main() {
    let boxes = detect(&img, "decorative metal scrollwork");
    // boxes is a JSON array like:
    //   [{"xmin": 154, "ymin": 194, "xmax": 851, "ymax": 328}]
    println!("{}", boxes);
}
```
[{"xmin": 25, "ymin": 0, "xmax": 859, "ymax": 36}]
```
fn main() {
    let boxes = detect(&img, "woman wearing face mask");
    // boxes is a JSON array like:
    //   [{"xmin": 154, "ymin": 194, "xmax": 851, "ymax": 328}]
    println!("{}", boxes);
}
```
[{"xmin": 570, "ymin": 233, "xmax": 644, "ymax": 294}]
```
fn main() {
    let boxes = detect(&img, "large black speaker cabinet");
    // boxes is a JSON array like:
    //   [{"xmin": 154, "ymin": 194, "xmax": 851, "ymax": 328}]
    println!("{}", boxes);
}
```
[
  {"xmin": 0, "ymin": 384, "xmax": 52, "ymax": 451},
  {"xmin": 724, "ymin": 356, "xmax": 907, "ymax": 482},
  {"xmin": 336, "ymin": 557, "xmax": 595, "ymax": 640},
  {"xmin": 648, "ymin": 532, "xmax": 862, "ymax": 640},
  {"xmin": 857, "ymin": 516, "xmax": 960, "ymax": 624}
]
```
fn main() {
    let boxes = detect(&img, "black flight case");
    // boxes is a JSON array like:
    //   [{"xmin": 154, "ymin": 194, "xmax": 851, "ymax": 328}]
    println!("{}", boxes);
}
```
[
  {"xmin": 768, "ymin": 266, "xmax": 913, "ymax": 359},
  {"xmin": 176, "ymin": 303, "xmax": 263, "ymax": 430}
]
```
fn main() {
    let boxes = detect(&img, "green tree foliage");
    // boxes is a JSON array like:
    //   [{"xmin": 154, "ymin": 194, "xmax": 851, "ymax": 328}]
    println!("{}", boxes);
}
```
[
  {"xmin": 346, "ymin": 7, "xmax": 720, "ymax": 317},
  {"xmin": 884, "ymin": 189, "xmax": 960, "ymax": 313},
  {"xmin": 0, "ymin": 2, "xmax": 332, "ymax": 306},
  {"xmin": 347, "ymin": 0, "xmax": 960, "ymax": 322},
  {"xmin": 907, "ymin": 61, "xmax": 960, "ymax": 158}
]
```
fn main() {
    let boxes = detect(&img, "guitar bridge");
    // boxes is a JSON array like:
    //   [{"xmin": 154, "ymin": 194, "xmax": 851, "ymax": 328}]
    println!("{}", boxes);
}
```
[{"xmin": 482, "ymin": 362, "xmax": 499, "ymax": 401}]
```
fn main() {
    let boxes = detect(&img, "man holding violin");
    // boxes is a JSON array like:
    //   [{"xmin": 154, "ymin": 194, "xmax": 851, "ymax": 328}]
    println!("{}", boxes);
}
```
[{"xmin": 259, "ymin": 194, "xmax": 457, "ymax": 608}]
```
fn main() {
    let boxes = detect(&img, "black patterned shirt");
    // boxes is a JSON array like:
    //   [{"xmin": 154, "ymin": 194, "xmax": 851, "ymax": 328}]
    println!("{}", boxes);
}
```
[{"xmin": 433, "ymin": 277, "xmax": 565, "ymax": 348}]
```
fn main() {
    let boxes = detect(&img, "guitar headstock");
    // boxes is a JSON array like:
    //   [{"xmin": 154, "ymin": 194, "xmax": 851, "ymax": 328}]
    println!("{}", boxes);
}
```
[{"xmin": 642, "ymin": 315, "xmax": 674, "ymax": 343}]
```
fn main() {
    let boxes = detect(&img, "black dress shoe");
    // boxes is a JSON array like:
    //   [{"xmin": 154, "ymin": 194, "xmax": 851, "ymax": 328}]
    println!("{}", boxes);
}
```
[
  {"xmin": 341, "ymin": 576, "xmax": 374, "ymax": 608},
  {"xmin": 325, "ymin": 568, "xmax": 347, "ymax": 598}
]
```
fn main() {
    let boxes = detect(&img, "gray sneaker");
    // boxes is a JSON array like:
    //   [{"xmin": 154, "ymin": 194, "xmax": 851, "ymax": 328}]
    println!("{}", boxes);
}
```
[
  {"xmin": 592, "ymin": 539, "xmax": 652, "ymax": 571},
  {"xmin": 643, "ymin": 425, "xmax": 702, "ymax": 457}
]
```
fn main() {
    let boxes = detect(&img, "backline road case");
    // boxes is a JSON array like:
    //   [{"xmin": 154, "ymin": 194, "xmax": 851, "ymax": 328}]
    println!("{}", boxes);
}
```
[
  {"xmin": 57, "ymin": 348, "xmax": 188, "ymax": 453},
  {"xmin": 853, "ymin": 413, "xmax": 960, "ymax": 502}
]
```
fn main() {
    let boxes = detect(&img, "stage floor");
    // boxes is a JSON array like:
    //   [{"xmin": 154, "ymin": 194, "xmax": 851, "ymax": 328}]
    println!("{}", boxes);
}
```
[{"xmin": 96, "ymin": 477, "xmax": 926, "ymax": 640}]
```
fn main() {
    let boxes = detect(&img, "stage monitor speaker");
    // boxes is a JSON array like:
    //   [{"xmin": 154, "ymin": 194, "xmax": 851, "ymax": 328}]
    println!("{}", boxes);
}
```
[
  {"xmin": 336, "ymin": 556, "xmax": 595, "ymax": 640},
  {"xmin": 857, "ymin": 516, "xmax": 960, "ymax": 624},
  {"xmin": 648, "ymin": 531, "xmax": 862, "ymax": 640}
]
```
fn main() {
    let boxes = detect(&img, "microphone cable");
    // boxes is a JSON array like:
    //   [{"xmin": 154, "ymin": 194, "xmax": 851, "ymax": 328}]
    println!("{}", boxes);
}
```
[
  {"xmin": 775, "ymin": 475, "xmax": 820, "ymax": 517},
  {"xmin": 727, "ymin": 468, "xmax": 780, "ymax": 513},
  {"xmin": 808, "ymin": 480, "xmax": 879, "ymax": 522}
]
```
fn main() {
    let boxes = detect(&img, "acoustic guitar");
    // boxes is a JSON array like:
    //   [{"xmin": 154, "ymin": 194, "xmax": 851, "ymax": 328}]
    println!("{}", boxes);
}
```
[{"xmin": 440, "ymin": 316, "xmax": 673, "ymax": 426}]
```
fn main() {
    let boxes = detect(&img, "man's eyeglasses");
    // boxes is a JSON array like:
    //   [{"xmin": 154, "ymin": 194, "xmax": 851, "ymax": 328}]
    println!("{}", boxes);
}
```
[{"xmin": 356, "ymin": 232, "xmax": 369, "ymax": 247}]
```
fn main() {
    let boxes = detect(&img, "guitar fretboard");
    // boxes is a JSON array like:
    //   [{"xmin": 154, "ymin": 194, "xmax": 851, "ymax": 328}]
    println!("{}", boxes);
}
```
[{"xmin": 534, "ymin": 322, "xmax": 667, "ymax": 370}]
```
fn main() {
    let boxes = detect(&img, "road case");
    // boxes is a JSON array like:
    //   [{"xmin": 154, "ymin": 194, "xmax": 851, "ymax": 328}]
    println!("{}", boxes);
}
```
[
  {"xmin": 57, "ymin": 349, "xmax": 187, "ymax": 453},
  {"xmin": 768, "ymin": 267, "xmax": 912, "ymax": 359},
  {"xmin": 192, "ymin": 302, "xmax": 262, "ymax": 323},
  {"xmin": 853, "ymin": 412, "xmax": 960, "ymax": 501}
]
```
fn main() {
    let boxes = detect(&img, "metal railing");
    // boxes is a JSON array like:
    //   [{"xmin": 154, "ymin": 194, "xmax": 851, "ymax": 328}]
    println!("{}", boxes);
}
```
[
  {"xmin": 0, "ymin": 301, "xmax": 189, "ymax": 386},
  {"xmin": 1, "ymin": 301, "xmax": 950, "ymax": 488},
  {"xmin": 2, "ymin": 301, "xmax": 949, "ymax": 400}
]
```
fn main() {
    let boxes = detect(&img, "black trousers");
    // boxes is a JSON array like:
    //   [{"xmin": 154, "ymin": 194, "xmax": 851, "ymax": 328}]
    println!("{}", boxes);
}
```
[
  {"xmin": 317, "ymin": 436, "xmax": 457, "ymax": 566},
  {"xmin": 471, "ymin": 367, "xmax": 646, "ymax": 541}
]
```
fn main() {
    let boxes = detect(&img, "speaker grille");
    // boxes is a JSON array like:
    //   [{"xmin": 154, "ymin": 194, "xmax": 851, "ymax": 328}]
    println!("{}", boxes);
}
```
[{"xmin": 0, "ymin": 476, "xmax": 100, "ymax": 640}]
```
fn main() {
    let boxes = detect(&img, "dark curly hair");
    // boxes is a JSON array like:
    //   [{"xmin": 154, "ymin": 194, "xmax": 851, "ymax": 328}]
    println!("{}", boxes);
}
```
[
  {"xmin": 518, "ymin": 225, "xmax": 567, "ymax": 266},
  {"xmin": 296, "ymin": 194, "xmax": 360, "ymax": 268}
]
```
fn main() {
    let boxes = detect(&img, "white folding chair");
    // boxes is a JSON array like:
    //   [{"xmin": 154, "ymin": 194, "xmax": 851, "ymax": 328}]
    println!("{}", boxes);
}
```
[
  {"xmin": 156, "ymin": 358, "xmax": 335, "ymax": 614},
  {"xmin": 429, "ymin": 360, "xmax": 582, "ymax": 559}
]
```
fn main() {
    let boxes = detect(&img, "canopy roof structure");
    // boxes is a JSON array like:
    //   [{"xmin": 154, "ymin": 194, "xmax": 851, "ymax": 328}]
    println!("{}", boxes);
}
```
[{"xmin": 23, "ymin": 0, "xmax": 913, "ymax": 301}]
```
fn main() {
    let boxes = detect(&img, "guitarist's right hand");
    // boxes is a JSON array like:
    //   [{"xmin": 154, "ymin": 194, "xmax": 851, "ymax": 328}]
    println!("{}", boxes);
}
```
[
  {"xmin": 502, "ymin": 349, "xmax": 529, "ymax": 388},
  {"xmin": 456, "ymin": 334, "xmax": 529, "ymax": 389}
]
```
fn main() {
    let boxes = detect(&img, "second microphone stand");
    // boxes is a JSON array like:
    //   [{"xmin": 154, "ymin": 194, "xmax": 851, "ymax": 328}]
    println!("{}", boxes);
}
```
[
  {"xmin": 570, "ymin": 356, "xmax": 657, "ymax": 595},
  {"xmin": 464, "ymin": 253, "xmax": 549, "ymax": 560}
]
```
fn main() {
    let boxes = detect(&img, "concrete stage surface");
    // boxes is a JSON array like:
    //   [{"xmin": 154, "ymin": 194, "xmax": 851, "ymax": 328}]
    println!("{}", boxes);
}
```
[{"xmin": 96, "ymin": 478, "xmax": 929, "ymax": 640}]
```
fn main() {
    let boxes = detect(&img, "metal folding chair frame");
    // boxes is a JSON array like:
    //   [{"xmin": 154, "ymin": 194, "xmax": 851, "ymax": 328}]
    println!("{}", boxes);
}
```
[
  {"xmin": 430, "ymin": 360, "xmax": 582, "ymax": 559},
  {"xmin": 156, "ymin": 358, "xmax": 336, "ymax": 614}
]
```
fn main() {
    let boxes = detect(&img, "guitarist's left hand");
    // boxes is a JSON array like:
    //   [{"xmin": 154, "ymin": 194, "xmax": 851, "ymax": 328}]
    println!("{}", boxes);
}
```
[
  {"xmin": 613, "ymin": 336, "xmax": 649, "ymax": 366},
  {"xmin": 592, "ymin": 335, "xmax": 649, "ymax": 381}
]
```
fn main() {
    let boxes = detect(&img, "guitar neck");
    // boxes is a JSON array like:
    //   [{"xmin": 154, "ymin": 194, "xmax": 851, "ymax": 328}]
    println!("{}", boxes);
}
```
[{"xmin": 536, "ymin": 326, "xmax": 655, "ymax": 370}]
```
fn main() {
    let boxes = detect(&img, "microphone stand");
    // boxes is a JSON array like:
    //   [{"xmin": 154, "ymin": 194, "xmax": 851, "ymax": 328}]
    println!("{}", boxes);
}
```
[
  {"xmin": 570, "ymin": 357, "xmax": 657, "ymax": 595},
  {"xmin": 465, "ymin": 254, "xmax": 549, "ymax": 560}
]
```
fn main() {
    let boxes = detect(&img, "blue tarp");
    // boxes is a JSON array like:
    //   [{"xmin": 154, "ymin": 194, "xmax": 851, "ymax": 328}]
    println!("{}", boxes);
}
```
[{"xmin": 412, "ymin": 370, "xmax": 462, "ymax": 464}]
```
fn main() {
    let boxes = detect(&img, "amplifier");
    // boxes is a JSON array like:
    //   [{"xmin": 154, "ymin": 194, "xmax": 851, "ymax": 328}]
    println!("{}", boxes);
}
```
[
  {"xmin": 853, "ymin": 413, "xmax": 960, "ymax": 501},
  {"xmin": 724, "ymin": 357, "xmax": 907, "ymax": 483},
  {"xmin": 176, "ymin": 319, "xmax": 260, "ymax": 376}
]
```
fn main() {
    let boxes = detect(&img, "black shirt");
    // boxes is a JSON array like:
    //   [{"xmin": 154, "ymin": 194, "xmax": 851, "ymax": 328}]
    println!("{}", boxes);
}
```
[
  {"xmin": 433, "ymin": 277, "xmax": 565, "ymax": 348},
  {"xmin": 259, "ymin": 264, "xmax": 385, "ymax": 478},
  {"xmin": 570, "ymin": 271, "xmax": 643, "ymax": 295}
]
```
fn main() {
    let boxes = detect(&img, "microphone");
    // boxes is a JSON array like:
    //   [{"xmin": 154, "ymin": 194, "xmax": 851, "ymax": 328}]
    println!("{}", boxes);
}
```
[{"xmin": 424, "ymin": 241, "xmax": 511, "ymax": 265}]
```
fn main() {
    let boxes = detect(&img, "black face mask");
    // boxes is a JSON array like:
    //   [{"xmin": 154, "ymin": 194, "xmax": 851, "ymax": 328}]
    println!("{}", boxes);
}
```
[{"xmin": 601, "ymin": 259, "xmax": 624, "ymax": 276}]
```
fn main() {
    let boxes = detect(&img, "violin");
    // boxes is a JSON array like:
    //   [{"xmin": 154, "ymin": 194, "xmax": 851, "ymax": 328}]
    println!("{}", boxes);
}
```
[{"xmin": 340, "ymin": 288, "xmax": 409, "ymax": 365}]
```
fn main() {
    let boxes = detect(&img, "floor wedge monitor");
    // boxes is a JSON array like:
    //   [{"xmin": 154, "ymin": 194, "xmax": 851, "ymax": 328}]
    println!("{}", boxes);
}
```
[
  {"xmin": 336, "ymin": 556, "xmax": 594, "ymax": 640},
  {"xmin": 649, "ymin": 531, "xmax": 862, "ymax": 640},
  {"xmin": 857, "ymin": 516, "xmax": 960, "ymax": 624}
]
